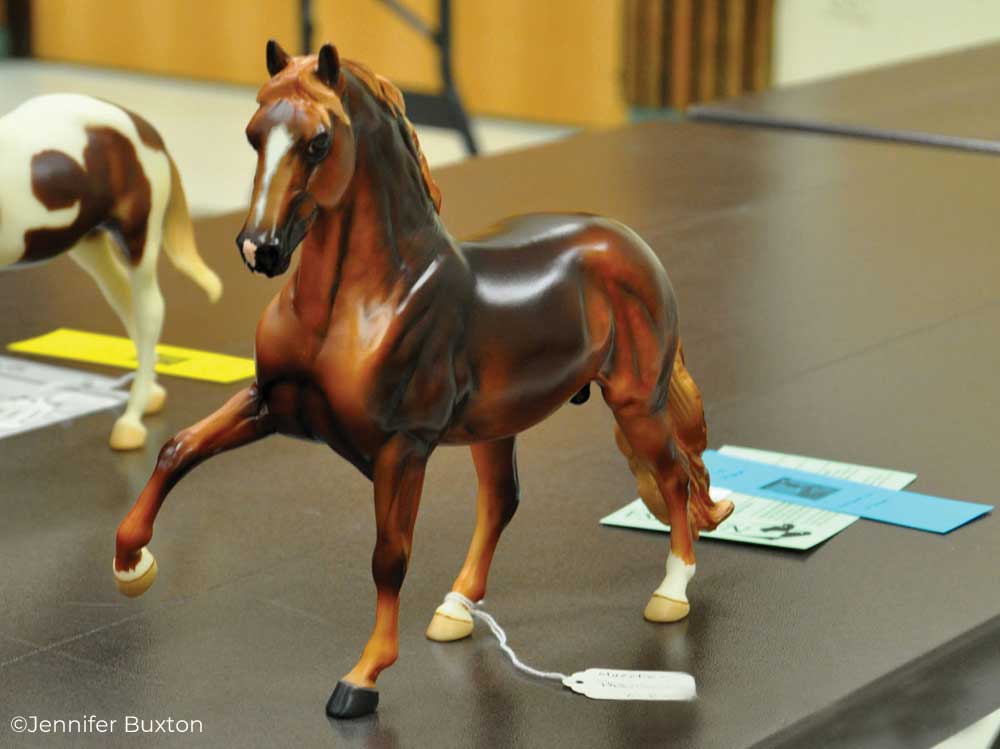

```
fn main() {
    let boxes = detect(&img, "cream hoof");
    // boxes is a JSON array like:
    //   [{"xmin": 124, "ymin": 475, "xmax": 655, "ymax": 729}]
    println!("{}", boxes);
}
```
[
  {"xmin": 114, "ymin": 547, "xmax": 158, "ymax": 597},
  {"xmin": 109, "ymin": 418, "xmax": 147, "ymax": 450},
  {"xmin": 644, "ymin": 594, "xmax": 690, "ymax": 623},
  {"xmin": 426, "ymin": 596, "xmax": 475, "ymax": 642},
  {"xmin": 143, "ymin": 383, "xmax": 167, "ymax": 415}
]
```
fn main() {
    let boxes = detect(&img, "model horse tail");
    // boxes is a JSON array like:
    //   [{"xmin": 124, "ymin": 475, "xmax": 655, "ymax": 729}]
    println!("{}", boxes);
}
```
[
  {"xmin": 667, "ymin": 341, "xmax": 734, "ymax": 536},
  {"xmin": 162, "ymin": 155, "xmax": 223, "ymax": 302}
]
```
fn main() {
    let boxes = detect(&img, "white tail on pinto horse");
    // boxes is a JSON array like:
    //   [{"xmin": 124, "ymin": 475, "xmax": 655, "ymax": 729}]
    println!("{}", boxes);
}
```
[{"xmin": 0, "ymin": 94, "xmax": 222, "ymax": 449}]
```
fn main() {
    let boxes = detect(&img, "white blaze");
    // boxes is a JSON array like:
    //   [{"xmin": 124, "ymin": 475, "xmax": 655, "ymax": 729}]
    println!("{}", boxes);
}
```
[{"xmin": 253, "ymin": 123, "xmax": 293, "ymax": 230}]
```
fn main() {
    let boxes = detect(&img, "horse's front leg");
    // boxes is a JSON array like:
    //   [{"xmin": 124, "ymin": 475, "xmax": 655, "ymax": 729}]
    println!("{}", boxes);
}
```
[
  {"xmin": 328, "ymin": 434, "xmax": 430, "ymax": 719},
  {"xmin": 113, "ymin": 384, "xmax": 274, "ymax": 595}
]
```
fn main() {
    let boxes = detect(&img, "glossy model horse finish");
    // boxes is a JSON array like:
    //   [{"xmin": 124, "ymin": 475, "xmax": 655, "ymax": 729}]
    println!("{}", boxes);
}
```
[
  {"xmin": 113, "ymin": 42, "xmax": 733, "ymax": 717},
  {"xmin": 0, "ymin": 95, "xmax": 222, "ymax": 449}
]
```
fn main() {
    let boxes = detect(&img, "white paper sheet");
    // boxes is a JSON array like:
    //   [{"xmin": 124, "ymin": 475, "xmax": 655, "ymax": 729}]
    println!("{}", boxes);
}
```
[
  {"xmin": 719, "ymin": 445, "xmax": 917, "ymax": 490},
  {"xmin": 0, "ymin": 355, "xmax": 128, "ymax": 440},
  {"xmin": 601, "ymin": 488, "xmax": 859, "ymax": 550}
]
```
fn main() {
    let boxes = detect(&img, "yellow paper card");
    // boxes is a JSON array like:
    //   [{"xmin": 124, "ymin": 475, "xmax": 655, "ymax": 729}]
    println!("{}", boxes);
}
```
[{"xmin": 8, "ymin": 328, "xmax": 255, "ymax": 384}]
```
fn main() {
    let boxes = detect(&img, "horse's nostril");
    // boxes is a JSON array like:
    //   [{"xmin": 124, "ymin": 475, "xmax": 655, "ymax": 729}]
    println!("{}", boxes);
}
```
[{"xmin": 254, "ymin": 243, "xmax": 282, "ymax": 274}]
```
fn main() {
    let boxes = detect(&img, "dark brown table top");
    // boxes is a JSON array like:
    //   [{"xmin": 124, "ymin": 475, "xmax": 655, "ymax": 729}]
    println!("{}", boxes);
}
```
[
  {"xmin": 690, "ymin": 42, "xmax": 1000, "ymax": 154},
  {"xmin": 1, "ymin": 119, "xmax": 998, "ymax": 748}
]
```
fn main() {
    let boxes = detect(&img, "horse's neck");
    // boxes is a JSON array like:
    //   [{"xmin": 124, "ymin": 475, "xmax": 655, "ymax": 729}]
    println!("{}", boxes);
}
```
[{"xmin": 291, "ymin": 125, "xmax": 450, "ymax": 331}]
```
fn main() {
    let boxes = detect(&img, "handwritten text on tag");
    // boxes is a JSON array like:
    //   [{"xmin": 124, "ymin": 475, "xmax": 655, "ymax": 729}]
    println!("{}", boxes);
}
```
[{"xmin": 562, "ymin": 669, "xmax": 696, "ymax": 701}]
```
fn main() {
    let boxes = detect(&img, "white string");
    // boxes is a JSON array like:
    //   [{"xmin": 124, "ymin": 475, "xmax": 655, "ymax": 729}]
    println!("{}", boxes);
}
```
[{"xmin": 444, "ymin": 592, "xmax": 567, "ymax": 682}]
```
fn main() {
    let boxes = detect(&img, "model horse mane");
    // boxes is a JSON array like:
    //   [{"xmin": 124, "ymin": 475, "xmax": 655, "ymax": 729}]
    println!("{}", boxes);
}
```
[{"xmin": 257, "ymin": 53, "xmax": 442, "ymax": 213}]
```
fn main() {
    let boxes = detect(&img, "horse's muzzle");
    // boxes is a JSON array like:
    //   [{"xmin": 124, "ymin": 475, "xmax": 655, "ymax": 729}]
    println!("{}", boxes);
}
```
[
  {"xmin": 236, "ymin": 236, "xmax": 290, "ymax": 277},
  {"xmin": 237, "ymin": 197, "xmax": 315, "ymax": 277}
]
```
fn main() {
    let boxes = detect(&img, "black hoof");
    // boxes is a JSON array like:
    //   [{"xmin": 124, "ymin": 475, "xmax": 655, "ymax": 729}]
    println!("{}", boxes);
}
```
[{"xmin": 325, "ymin": 680, "xmax": 379, "ymax": 719}]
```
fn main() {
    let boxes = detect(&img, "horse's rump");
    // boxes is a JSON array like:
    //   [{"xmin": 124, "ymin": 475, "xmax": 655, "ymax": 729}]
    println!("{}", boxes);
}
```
[{"xmin": 0, "ymin": 95, "xmax": 169, "ymax": 266}]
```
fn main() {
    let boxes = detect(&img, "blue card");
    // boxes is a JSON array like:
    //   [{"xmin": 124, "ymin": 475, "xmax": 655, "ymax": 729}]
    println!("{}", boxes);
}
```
[{"xmin": 703, "ymin": 451, "xmax": 992, "ymax": 534}]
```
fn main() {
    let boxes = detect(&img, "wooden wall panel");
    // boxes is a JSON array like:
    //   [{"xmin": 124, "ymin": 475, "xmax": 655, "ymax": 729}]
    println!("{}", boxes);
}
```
[
  {"xmin": 722, "ymin": 0, "xmax": 745, "ymax": 97},
  {"xmin": 32, "ymin": 0, "xmax": 627, "ymax": 127},
  {"xmin": 316, "ymin": 1, "xmax": 627, "ymax": 126},
  {"xmin": 313, "ymin": 1, "xmax": 439, "ymax": 93},
  {"xmin": 623, "ymin": 0, "xmax": 772, "ymax": 110},
  {"xmin": 32, "ymin": 0, "xmax": 298, "ymax": 87},
  {"xmin": 668, "ymin": 0, "xmax": 693, "ymax": 109},
  {"xmin": 696, "ymin": 0, "xmax": 720, "ymax": 102}
]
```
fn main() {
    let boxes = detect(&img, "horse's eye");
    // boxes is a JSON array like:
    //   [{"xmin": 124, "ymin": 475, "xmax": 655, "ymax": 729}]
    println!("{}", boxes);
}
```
[{"xmin": 306, "ymin": 132, "xmax": 331, "ymax": 163}]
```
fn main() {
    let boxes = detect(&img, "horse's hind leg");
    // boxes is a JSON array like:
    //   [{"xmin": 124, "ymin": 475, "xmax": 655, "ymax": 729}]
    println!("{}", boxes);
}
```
[
  {"xmin": 69, "ymin": 232, "xmax": 136, "ymax": 339},
  {"xmin": 108, "ymin": 227, "xmax": 166, "ymax": 450},
  {"xmin": 70, "ymin": 233, "xmax": 168, "ymax": 450},
  {"xmin": 613, "ymin": 409, "xmax": 699, "ymax": 622},
  {"xmin": 426, "ymin": 437, "xmax": 519, "ymax": 642}
]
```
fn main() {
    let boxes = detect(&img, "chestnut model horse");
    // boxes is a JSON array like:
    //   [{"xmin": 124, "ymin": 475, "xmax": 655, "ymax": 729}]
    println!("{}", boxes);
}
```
[{"xmin": 112, "ymin": 41, "xmax": 733, "ymax": 718}]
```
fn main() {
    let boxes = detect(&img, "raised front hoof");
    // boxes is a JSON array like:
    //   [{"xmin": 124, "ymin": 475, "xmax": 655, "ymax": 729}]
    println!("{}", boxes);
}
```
[
  {"xmin": 426, "ymin": 611, "xmax": 474, "ymax": 642},
  {"xmin": 143, "ymin": 383, "xmax": 167, "ymax": 415},
  {"xmin": 114, "ymin": 547, "xmax": 158, "ymax": 598},
  {"xmin": 326, "ymin": 680, "xmax": 379, "ymax": 719},
  {"xmin": 109, "ymin": 419, "xmax": 147, "ymax": 451},
  {"xmin": 644, "ymin": 594, "xmax": 690, "ymax": 623}
]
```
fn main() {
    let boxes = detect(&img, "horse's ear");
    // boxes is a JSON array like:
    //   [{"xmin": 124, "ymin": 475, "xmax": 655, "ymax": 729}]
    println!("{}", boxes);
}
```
[
  {"xmin": 266, "ymin": 39, "xmax": 291, "ymax": 77},
  {"xmin": 316, "ymin": 43, "xmax": 341, "ymax": 88}
]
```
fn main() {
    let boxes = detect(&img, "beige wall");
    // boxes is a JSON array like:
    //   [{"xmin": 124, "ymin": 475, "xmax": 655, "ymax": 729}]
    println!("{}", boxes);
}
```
[{"xmin": 774, "ymin": 0, "xmax": 1000, "ymax": 85}]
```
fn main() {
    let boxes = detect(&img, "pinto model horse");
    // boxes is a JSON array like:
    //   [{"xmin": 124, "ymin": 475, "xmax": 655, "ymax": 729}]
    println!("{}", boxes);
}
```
[
  {"xmin": 0, "ymin": 94, "xmax": 222, "ymax": 449},
  {"xmin": 112, "ymin": 41, "xmax": 733, "ymax": 718}
]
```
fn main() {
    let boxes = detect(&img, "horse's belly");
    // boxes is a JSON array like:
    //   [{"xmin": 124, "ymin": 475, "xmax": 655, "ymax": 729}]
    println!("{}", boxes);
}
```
[{"xmin": 443, "ymin": 315, "xmax": 603, "ymax": 444}]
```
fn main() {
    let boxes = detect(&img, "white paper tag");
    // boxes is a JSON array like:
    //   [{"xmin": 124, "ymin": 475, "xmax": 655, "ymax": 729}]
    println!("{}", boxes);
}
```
[{"xmin": 562, "ymin": 669, "xmax": 696, "ymax": 701}]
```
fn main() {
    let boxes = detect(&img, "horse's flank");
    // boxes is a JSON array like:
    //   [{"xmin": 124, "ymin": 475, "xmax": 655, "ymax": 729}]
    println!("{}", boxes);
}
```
[{"xmin": 0, "ymin": 94, "xmax": 165, "ymax": 266}]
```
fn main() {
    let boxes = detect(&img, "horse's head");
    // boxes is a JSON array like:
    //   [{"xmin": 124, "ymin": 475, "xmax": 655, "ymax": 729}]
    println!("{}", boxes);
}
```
[{"xmin": 237, "ymin": 40, "xmax": 356, "ymax": 277}]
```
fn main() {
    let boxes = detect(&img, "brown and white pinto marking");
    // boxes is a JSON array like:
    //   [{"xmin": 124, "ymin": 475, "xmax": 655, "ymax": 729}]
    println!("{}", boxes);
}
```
[
  {"xmin": 112, "ymin": 42, "xmax": 733, "ymax": 717},
  {"xmin": 0, "ymin": 94, "xmax": 222, "ymax": 449}
]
